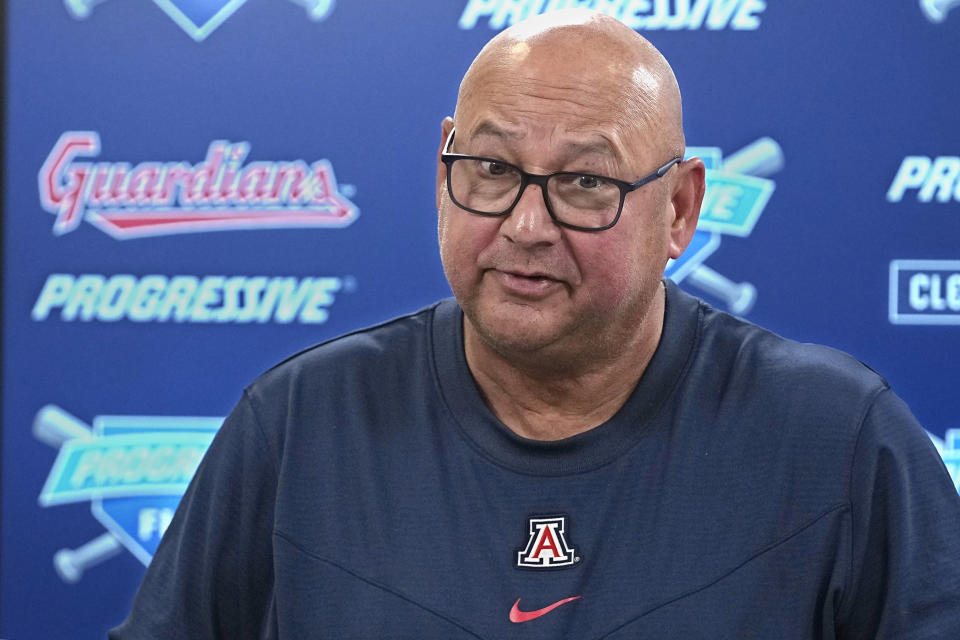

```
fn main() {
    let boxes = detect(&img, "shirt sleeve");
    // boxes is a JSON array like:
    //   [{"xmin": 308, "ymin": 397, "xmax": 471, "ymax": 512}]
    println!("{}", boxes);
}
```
[
  {"xmin": 838, "ymin": 388, "xmax": 960, "ymax": 639},
  {"xmin": 109, "ymin": 390, "xmax": 279, "ymax": 639}
]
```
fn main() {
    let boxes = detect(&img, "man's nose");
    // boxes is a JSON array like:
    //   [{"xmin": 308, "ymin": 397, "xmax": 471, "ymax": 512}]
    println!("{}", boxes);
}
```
[{"xmin": 499, "ymin": 182, "xmax": 562, "ymax": 246}]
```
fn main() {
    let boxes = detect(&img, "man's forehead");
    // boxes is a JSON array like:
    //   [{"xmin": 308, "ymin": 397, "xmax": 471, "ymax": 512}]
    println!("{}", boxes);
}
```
[
  {"xmin": 473, "ymin": 37, "xmax": 635, "ymax": 90},
  {"xmin": 455, "ymin": 67, "xmax": 648, "ymax": 154},
  {"xmin": 457, "ymin": 51, "xmax": 659, "ymax": 141},
  {"xmin": 462, "ymin": 120, "xmax": 626, "ymax": 161}
]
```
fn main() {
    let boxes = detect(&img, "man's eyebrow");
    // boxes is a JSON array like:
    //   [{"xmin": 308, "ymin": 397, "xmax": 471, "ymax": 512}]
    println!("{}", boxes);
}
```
[
  {"xmin": 464, "ymin": 122, "xmax": 623, "ymax": 165},
  {"xmin": 468, "ymin": 121, "xmax": 520, "ymax": 141},
  {"xmin": 561, "ymin": 139, "xmax": 619, "ymax": 160}
]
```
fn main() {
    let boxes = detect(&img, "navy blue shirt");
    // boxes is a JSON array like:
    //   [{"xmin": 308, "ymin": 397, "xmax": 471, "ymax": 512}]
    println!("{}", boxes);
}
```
[{"xmin": 111, "ymin": 282, "xmax": 960, "ymax": 638}]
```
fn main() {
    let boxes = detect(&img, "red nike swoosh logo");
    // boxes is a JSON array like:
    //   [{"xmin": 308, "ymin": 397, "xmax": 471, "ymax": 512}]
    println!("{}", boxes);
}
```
[{"xmin": 509, "ymin": 596, "xmax": 582, "ymax": 623}]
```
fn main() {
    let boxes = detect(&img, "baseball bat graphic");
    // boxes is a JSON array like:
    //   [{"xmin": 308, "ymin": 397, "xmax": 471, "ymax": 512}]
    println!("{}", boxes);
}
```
[
  {"xmin": 686, "ymin": 137, "xmax": 785, "ymax": 315},
  {"xmin": 64, "ymin": 0, "xmax": 108, "ymax": 19},
  {"xmin": 54, "ymin": 533, "xmax": 124, "ymax": 583},
  {"xmin": 720, "ymin": 137, "xmax": 784, "ymax": 178},
  {"xmin": 33, "ymin": 404, "xmax": 94, "ymax": 447},
  {"xmin": 921, "ymin": 0, "xmax": 960, "ymax": 22},
  {"xmin": 687, "ymin": 265, "xmax": 758, "ymax": 316},
  {"xmin": 33, "ymin": 405, "xmax": 125, "ymax": 583}
]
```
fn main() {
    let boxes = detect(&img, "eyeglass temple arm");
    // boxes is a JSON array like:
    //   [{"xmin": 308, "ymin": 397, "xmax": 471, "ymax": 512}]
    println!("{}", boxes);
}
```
[
  {"xmin": 443, "ymin": 127, "xmax": 457, "ymax": 154},
  {"xmin": 630, "ymin": 157, "xmax": 683, "ymax": 190}
]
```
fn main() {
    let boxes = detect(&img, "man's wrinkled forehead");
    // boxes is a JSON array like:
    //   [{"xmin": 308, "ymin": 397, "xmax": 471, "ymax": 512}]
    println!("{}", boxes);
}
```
[
  {"xmin": 457, "ymin": 119, "xmax": 629, "ymax": 168},
  {"xmin": 456, "ymin": 63, "xmax": 663, "ymax": 159}
]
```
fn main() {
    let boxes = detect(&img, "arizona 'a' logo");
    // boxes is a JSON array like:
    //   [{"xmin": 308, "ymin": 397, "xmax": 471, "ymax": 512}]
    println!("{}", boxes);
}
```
[{"xmin": 517, "ymin": 515, "xmax": 578, "ymax": 569}]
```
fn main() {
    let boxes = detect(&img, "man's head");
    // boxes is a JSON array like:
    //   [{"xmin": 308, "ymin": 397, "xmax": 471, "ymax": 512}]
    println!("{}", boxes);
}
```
[{"xmin": 436, "ymin": 10, "xmax": 705, "ymax": 372}]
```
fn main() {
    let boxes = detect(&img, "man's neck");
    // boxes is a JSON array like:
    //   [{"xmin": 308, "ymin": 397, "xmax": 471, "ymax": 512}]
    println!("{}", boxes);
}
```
[{"xmin": 464, "ymin": 287, "xmax": 666, "ymax": 441}]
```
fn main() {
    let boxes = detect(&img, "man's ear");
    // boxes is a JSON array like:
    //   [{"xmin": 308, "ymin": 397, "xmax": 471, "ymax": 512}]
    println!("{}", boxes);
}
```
[
  {"xmin": 436, "ymin": 117, "xmax": 455, "ymax": 210},
  {"xmin": 667, "ymin": 157, "xmax": 705, "ymax": 259}
]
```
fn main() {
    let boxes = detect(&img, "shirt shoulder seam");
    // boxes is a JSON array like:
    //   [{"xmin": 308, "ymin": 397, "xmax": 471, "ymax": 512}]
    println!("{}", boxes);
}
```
[
  {"xmin": 240, "ymin": 387, "xmax": 281, "ymax": 477},
  {"xmin": 837, "ymin": 382, "xmax": 893, "ymax": 618}
]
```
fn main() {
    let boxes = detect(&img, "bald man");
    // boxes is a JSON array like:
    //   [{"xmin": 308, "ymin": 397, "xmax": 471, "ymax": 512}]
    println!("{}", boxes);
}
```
[
  {"xmin": 438, "ymin": 12, "xmax": 700, "ymax": 443},
  {"xmin": 112, "ymin": 10, "xmax": 960, "ymax": 639}
]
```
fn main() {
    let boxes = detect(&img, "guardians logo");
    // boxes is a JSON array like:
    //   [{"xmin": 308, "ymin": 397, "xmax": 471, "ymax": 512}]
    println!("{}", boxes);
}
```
[
  {"xmin": 666, "ymin": 138, "xmax": 782, "ymax": 315},
  {"xmin": 39, "ymin": 132, "xmax": 358, "ymax": 239},
  {"xmin": 63, "ymin": 0, "xmax": 336, "ymax": 41},
  {"xmin": 36, "ymin": 405, "xmax": 221, "ymax": 582}
]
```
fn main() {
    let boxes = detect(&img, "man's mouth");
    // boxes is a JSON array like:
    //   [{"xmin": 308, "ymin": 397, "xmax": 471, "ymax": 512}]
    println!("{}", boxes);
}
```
[
  {"xmin": 493, "ymin": 270, "xmax": 564, "ymax": 298},
  {"xmin": 507, "ymin": 271, "xmax": 555, "ymax": 282}
]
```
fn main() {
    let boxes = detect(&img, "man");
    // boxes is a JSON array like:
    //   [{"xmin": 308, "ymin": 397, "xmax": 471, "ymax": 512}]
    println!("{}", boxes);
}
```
[{"xmin": 111, "ymin": 10, "xmax": 960, "ymax": 639}]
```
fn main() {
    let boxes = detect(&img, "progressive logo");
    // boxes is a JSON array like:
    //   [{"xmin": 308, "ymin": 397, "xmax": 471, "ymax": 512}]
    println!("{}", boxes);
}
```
[
  {"xmin": 36, "ymin": 405, "xmax": 222, "ymax": 582},
  {"xmin": 887, "ymin": 156, "xmax": 960, "ymax": 203},
  {"xmin": 38, "ymin": 132, "xmax": 358, "ymax": 239},
  {"xmin": 459, "ymin": 0, "xmax": 768, "ymax": 31},
  {"xmin": 31, "ymin": 273, "xmax": 352, "ymax": 324}
]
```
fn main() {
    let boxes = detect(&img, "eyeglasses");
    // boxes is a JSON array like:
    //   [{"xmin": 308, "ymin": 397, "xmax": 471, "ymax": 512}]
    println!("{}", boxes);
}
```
[{"xmin": 440, "ymin": 128, "xmax": 681, "ymax": 232}]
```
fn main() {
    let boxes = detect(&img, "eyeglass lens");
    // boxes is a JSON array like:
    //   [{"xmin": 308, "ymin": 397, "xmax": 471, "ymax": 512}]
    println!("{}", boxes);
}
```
[{"xmin": 448, "ymin": 158, "xmax": 622, "ymax": 229}]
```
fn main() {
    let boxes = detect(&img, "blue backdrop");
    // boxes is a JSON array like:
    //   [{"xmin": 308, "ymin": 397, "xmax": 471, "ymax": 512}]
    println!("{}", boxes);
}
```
[{"xmin": 3, "ymin": 1, "xmax": 959, "ymax": 637}]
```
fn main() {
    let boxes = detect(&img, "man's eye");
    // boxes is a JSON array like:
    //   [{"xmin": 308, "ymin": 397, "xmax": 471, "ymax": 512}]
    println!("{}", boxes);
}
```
[
  {"xmin": 576, "ymin": 175, "xmax": 601, "ymax": 189},
  {"xmin": 480, "ymin": 161, "xmax": 510, "ymax": 176}
]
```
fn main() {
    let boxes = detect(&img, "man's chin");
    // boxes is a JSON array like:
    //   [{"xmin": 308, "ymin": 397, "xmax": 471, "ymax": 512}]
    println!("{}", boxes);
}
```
[{"xmin": 465, "ymin": 304, "xmax": 568, "ymax": 357}]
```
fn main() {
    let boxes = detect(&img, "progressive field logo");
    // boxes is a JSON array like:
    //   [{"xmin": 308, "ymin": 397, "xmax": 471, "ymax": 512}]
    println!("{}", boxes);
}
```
[
  {"xmin": 459, "ymin": 0, "xmax": 768, "ymax": 30},
  {"xmin": 36, "ymin": 405, "xmax": 221, "ymax": 582},
  {"xmin": 64, "ymin": 0, "xmax": 335, "ymax": 41},
  {"xmin": 38, "ymin": 132, "xmax": 358, "ymax": 239},
  {"xmin": 889, "ymin": 260, "xmax": 960, "ymax": 325},
  {"xmin": 665, "ymin": 138, "xmax": 781, "ymax": 315}
]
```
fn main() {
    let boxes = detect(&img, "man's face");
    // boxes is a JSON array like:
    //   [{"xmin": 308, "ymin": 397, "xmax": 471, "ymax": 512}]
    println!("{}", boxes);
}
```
[{"xmin": 437, "ymin": 45, "xmax": 693, "ymax": 364}]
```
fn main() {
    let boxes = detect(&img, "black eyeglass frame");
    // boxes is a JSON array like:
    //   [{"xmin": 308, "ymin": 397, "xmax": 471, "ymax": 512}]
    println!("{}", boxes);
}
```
[{"xmin": 440, "ymin": 128, "xmax": 682, "ymax": 232}]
